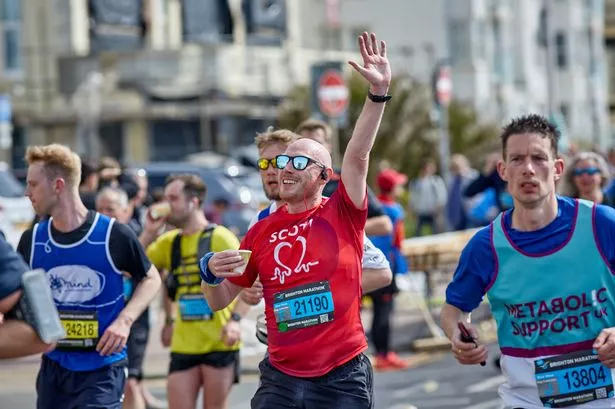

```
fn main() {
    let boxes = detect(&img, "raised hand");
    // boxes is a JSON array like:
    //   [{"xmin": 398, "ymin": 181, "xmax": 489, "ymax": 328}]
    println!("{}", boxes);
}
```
[{"xmin": 348, "ymin": 32, "xmax": 392, "ymax": 95}]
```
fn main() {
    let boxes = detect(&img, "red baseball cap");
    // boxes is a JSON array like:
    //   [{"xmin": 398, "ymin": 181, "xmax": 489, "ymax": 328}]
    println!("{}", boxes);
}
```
[{"xmin": 377, "ymin": 168, "xmax": 408, "ymax": 192}]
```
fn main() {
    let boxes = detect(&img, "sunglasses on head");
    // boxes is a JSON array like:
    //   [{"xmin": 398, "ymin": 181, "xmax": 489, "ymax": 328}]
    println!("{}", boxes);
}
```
[
  {"xmin": 257, "ymin": 157, "xmax": 277, "ymax": 170},
  {"xmin": 274, "ymin": 155, "xmax": 325, "ymax": 171},
  {"xmin": 573, "ymin": 167, "xmax": 600, "ymax": 176}
]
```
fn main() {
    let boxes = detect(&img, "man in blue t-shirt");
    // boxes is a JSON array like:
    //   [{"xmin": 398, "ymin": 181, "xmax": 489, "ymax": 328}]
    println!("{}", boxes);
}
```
[{"xmin": 442, "ymin": 115, "xmax": 615, "ymax": 409}]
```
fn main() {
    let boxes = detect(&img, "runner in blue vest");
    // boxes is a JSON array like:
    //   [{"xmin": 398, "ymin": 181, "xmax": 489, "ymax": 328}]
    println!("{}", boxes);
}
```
[
  {"xmin": 442, "ymin": 115, "xmax": 615, "ymax": 409},
  {"xmin": 17, "ymin": 144, "xmax": 162, "ymax": 409}
]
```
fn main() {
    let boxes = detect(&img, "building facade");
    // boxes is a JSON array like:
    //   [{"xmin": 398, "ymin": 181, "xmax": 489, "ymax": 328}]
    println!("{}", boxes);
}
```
[
  {"xmin": 447, "ymin": 0, "xmax": 610, "ymax": 149},
  {"xmin": 0, "ymin": 0, "xmax": 610, "ymax": 169}
]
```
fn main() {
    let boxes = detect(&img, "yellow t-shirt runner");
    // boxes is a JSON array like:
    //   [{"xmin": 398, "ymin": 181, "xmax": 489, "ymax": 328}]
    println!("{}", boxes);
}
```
[{"xmin": 147, "ymin": 225, "xmax": 240, "ymax": 355}]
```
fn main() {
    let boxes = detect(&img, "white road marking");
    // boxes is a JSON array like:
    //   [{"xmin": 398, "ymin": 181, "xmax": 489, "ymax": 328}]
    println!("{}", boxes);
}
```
[
  {"xmin": 466, "ymin": 375, "xmax": 506, "ymax": 393},
  {"xmin": 463, "ymin": 398, "xmax": 503, "ymax": 409}
]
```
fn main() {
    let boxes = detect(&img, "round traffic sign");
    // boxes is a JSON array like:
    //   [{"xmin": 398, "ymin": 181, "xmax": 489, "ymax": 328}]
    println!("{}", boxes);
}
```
[
  {"xmin": 317, "ymin": 70, "xmax": 349, "ymax": 118},
  {"xmin": 435, "ymin": 66, "xmax": 452, "ymax": 107}
]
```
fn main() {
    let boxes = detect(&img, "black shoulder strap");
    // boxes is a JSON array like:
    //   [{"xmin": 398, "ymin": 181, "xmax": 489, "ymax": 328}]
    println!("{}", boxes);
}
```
[
  {"xmin": 170, "ymin": 232, "xmax": 183, "ymax": 274},
  {"xmin": 197, "ymin": 224, "xmax": 217, "ymax": 259},
  {"xmin": 170, "ymin": 224, "xmax": 218, "ymax": 273}
]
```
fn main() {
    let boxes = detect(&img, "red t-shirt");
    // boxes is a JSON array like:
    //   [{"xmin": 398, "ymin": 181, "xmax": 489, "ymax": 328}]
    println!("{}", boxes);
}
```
[{"xmin": 228, "ymin": 182, "xmax": 368, "ymax": 377}]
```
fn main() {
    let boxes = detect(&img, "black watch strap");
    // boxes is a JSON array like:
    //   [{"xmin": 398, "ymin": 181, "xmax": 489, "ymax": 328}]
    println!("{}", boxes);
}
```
[
  {"xmin": 367, "ymin": 90, "xmax": 392, "ymax": 103},
  {"xmin": 230, "ymin": 312, "xmax": 242, "ymax": 322}
]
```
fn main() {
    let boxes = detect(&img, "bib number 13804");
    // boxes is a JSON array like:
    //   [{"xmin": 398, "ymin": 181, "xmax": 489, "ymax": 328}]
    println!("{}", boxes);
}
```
[
  {"xmin": 535, "ymin": 350, "xmax": 615, "ymax": 408},
  {"xmin": 563, "ymin": 367, "xmax": 608, "ymax": 390}
]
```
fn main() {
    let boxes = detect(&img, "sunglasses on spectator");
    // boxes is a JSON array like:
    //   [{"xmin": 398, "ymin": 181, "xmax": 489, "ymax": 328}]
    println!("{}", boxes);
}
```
[
  {"xmin": 257, "ymin": 158, "xmax": 277, "ymax": 170},
  {"xmin": 275, "ymin": 155, "xmax": 325, "ymax": 171},
  {"xmin": 573, "ymin": 167, "xmax": 600, "ymax": 176}
]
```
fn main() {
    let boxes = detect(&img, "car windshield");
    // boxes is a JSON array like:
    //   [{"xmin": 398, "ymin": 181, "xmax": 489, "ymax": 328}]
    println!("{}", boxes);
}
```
[{"xmin": 0, "ymin": 170, "xmax": 25, "ymax": 198}]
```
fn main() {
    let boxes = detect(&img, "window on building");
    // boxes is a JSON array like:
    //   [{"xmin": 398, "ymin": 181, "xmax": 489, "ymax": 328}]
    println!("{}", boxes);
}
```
[
  {"xmin": 555, "ymin": 31, "xmax": 567, "ymax": 68},
  {"xmin": 449, "ymin": 20, "xmax": 470, "ymax": 64},
  {"xmin": 559, "ymin": 103, "xmax": 570, "ymax": 124},
  {"xmin": 1, "ymin": 0, "xmax": 21, "ymax": 73}
]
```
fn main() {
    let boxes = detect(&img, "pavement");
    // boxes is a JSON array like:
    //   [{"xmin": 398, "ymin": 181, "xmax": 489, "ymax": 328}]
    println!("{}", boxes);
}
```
[{"xmin": 0, "ymin": 274, "xmax": 499, "ymax": 408}]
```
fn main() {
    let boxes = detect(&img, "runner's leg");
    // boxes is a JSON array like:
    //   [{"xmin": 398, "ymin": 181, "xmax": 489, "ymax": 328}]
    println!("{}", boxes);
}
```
[
  {"xmin": 167, "ymin": 365, "xmax": 202, "ymax": 409},
  {"xmin": 36, "ymin": 356, "xmax": 67, "ymax": 409},
  {"xmin": 73, "ymin": 364, "xmax": 127, "ymax": 409},
  {"xmin": 201, "ymin": 363, "xmax": 235, "ymax": 409},
  {"xmin": 251, "ymin": 357, "xmax": 301, "ymax": 409},
  {"xmin": 305, "ymin": 354, "xmax": 374, "ymax": 409}
]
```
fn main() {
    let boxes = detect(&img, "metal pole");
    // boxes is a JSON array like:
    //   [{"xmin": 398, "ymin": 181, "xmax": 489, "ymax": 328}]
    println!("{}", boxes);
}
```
[
  {"xmin": 438, "ymin": 105, "xmax": 450, "ymax": 183},
  {"xmin": 328, "ymin": 116, "xmax": 341, "ymax": 168}
]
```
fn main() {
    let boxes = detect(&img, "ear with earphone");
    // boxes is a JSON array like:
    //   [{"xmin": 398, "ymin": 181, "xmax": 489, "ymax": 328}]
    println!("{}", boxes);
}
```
[
  {"xmin": 320, "ymin": 168, "xmax": 328, "ymax": 181},
  {"xmin": 189, "ymin": 201, "xmax": 195, "ymax": 211}
]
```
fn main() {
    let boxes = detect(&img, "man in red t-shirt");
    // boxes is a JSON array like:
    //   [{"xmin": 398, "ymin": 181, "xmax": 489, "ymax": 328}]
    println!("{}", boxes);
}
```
[{"xmin": 198, "ymin": 31, "xmax": 391, "ymax": 409}]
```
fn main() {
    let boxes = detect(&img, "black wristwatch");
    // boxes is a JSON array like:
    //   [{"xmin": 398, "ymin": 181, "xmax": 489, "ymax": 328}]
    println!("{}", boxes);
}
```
[
  {"xmin": 367, "ymin": 90, "xmax": 392, "ymax": 103},
  {"xmin": 230, "ymin": 312, "xmax": 242, "ymax": 322}
]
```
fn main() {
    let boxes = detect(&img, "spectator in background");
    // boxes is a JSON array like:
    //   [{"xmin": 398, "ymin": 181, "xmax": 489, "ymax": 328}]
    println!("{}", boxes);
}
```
[
  {"xmin": 124, "ymin": 168, "xmax": 150, "ymax": 228},
  {"xmin": 207, "ymin": 197, "xmax": 230, "ymax": 225},
  {"xmin": 120, "ymin": 179, "xmax": 144, "ymax": 236},
  {"xmin": 562, "ymin": 151, "xmax": 614, "ymax": 207},
  {"xmin": 95, "ymin": 187, "xmax": 165, "ymax": 409},
  {"xmin": 464, "ymin": 152, "xmax": 510, "ymax": 213},
  {"xmin": 367, "ymin": 168, "xmax": 410, "ymax": 371},
  {"xmin": 98, "ymin": 156, "xmax": 122, "ymax": 189},
  {"xmin": 79, "ymin": 158, "xmax": 99, "ymax": 210},
  {"xmin": 606, "ymin": 147, "xmax": 615, "ymax": 194},
  {"xmin": 409, "ymin": 159, "xmax": 447, "ymax": 235},
  {"xmin": 446, "ymin": 154, "xmax": 479, "ymax": 231}
]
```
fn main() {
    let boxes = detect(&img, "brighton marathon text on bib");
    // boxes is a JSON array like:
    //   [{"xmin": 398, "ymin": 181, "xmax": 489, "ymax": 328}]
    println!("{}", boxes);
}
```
[
  {"xmin": 273, "ymin": 281, "xmax": 334, "ymax": 332},
  {"xmin": 58, "ymin": 310, "xmax": 99, "ymax": 350},
  {"xmin": 179, "ymin": 294, "xmax": 213, "ymax": 321},
  {"xmin": 534, "ymin": 349, "xmax": 615, "ymax": 407}
]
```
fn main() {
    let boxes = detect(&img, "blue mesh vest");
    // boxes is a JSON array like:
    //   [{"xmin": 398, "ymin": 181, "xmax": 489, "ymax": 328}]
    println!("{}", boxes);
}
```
[
  {"xmin": 487, "ymin": 199, "xmax": 615, "ymax": 358},
  {"xmin": 31, "ymin": 213, "xmax": 126, "ymax": 371}
]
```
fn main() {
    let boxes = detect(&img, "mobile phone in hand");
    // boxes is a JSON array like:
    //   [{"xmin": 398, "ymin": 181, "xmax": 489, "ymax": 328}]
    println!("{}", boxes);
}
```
[{"xmin": 457, "ymin": 322, "xmax": 486, "ymax": 367}]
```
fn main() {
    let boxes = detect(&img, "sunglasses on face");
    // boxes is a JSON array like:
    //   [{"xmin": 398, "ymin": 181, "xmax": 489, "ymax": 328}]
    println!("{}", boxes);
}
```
[
  {"xmin": 573, "ymin": 167, "xmax": 600, "ymax": 177},
  {"xmin": 275, "ymin": 155, "xmax": 325, "ymax": 171},
  {"xmin": 257, "ymin": 157, "xmax": 277, "ymax": 170}
]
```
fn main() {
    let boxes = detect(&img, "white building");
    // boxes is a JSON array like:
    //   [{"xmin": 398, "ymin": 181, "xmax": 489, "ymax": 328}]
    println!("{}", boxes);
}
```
[{"xmin": 446, "ymin": 0, "xmax": 610, "ymax": 148}]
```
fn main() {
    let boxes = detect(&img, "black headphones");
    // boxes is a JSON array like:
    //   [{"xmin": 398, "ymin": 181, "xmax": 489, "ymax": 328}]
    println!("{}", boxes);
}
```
[{"xmin": 320, "ymin": 168, "xmax": 328, "ymax": 181}]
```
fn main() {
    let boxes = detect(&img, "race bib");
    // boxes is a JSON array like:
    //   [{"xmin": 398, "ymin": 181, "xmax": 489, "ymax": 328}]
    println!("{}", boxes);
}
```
[
  {"xmin": 57, "ymin": 310, "xmax": 99, "ymax": 350},
  {"xmin": 273, "ymin": 281, "xmax": 334, "ymax": 332},
  {"xmin": 178, "ymin": 294, "xmax": 213, "ymax": 321},
  {"xmin": 535, "ymin": 350, "xmax": 615, "ymax": 407}
]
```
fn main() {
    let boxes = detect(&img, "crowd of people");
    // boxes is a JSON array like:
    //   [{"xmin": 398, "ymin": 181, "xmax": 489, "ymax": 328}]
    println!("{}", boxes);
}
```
[{"xmin": 0, "ymin": 29, "xmax": 614, "ymax": 409}]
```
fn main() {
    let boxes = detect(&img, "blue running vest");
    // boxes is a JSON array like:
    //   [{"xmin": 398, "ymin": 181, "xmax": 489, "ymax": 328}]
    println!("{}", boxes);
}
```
[
  {"xmin": 487, "ymin": 199, "xmax": 615, "ymax": 358},
  {"xmin": 31, "ymin": 213, "xmax": 127, "ymax": 371}
]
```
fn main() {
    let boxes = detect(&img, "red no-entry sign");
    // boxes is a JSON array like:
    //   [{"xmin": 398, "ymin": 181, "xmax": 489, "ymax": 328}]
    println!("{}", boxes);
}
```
[{"xmin": 317, "ymin": 69, "xmax": 349, "ymax": 118}]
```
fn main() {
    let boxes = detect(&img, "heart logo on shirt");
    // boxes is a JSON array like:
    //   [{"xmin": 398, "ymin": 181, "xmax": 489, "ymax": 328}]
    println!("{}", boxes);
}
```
[{"xmin": 272, "ymin": 236, "xmax": 319, "ymax": 284}]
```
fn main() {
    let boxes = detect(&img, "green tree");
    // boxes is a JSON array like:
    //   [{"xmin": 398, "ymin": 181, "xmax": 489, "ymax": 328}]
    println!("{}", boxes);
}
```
[{"xmin": 277, "ymin": 72, "xmax": 500, "ymax": 183}]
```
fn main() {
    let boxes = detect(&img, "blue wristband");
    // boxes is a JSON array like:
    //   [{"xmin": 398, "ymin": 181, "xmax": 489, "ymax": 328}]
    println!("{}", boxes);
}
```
[{"xmin": 199, "ymin": 252, "xmax": 225, "ymax": 286}]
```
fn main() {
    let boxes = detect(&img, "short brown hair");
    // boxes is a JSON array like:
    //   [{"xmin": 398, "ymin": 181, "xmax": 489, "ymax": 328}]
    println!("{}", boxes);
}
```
[
  {"xmin": 254, "ymin": 127, "xmax": 298, "ymax": 151},
  {"xmin": 295, "ymin": 119, "xmax": 331, "ymax": 143},
  {"xmin": 501, "ymin": 114, "xmax": 560, "ymax": 159},
  {"xmin": 165, "ymin": 173, "xmax": 207, "ymax": 205},
  {"xmin": 25, "ymin": 144, "xmax": 82, "ymax": 187}
]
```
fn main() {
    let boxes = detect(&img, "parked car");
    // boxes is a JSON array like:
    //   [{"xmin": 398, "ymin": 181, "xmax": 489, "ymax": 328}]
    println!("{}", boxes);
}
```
[
  {"xmin": 135, "ymin": 162, "xmax": 259, "ymax": 236},
  {"xmin": 0, "ymin": 163, "xmax": 34, "ymax": 248}
]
